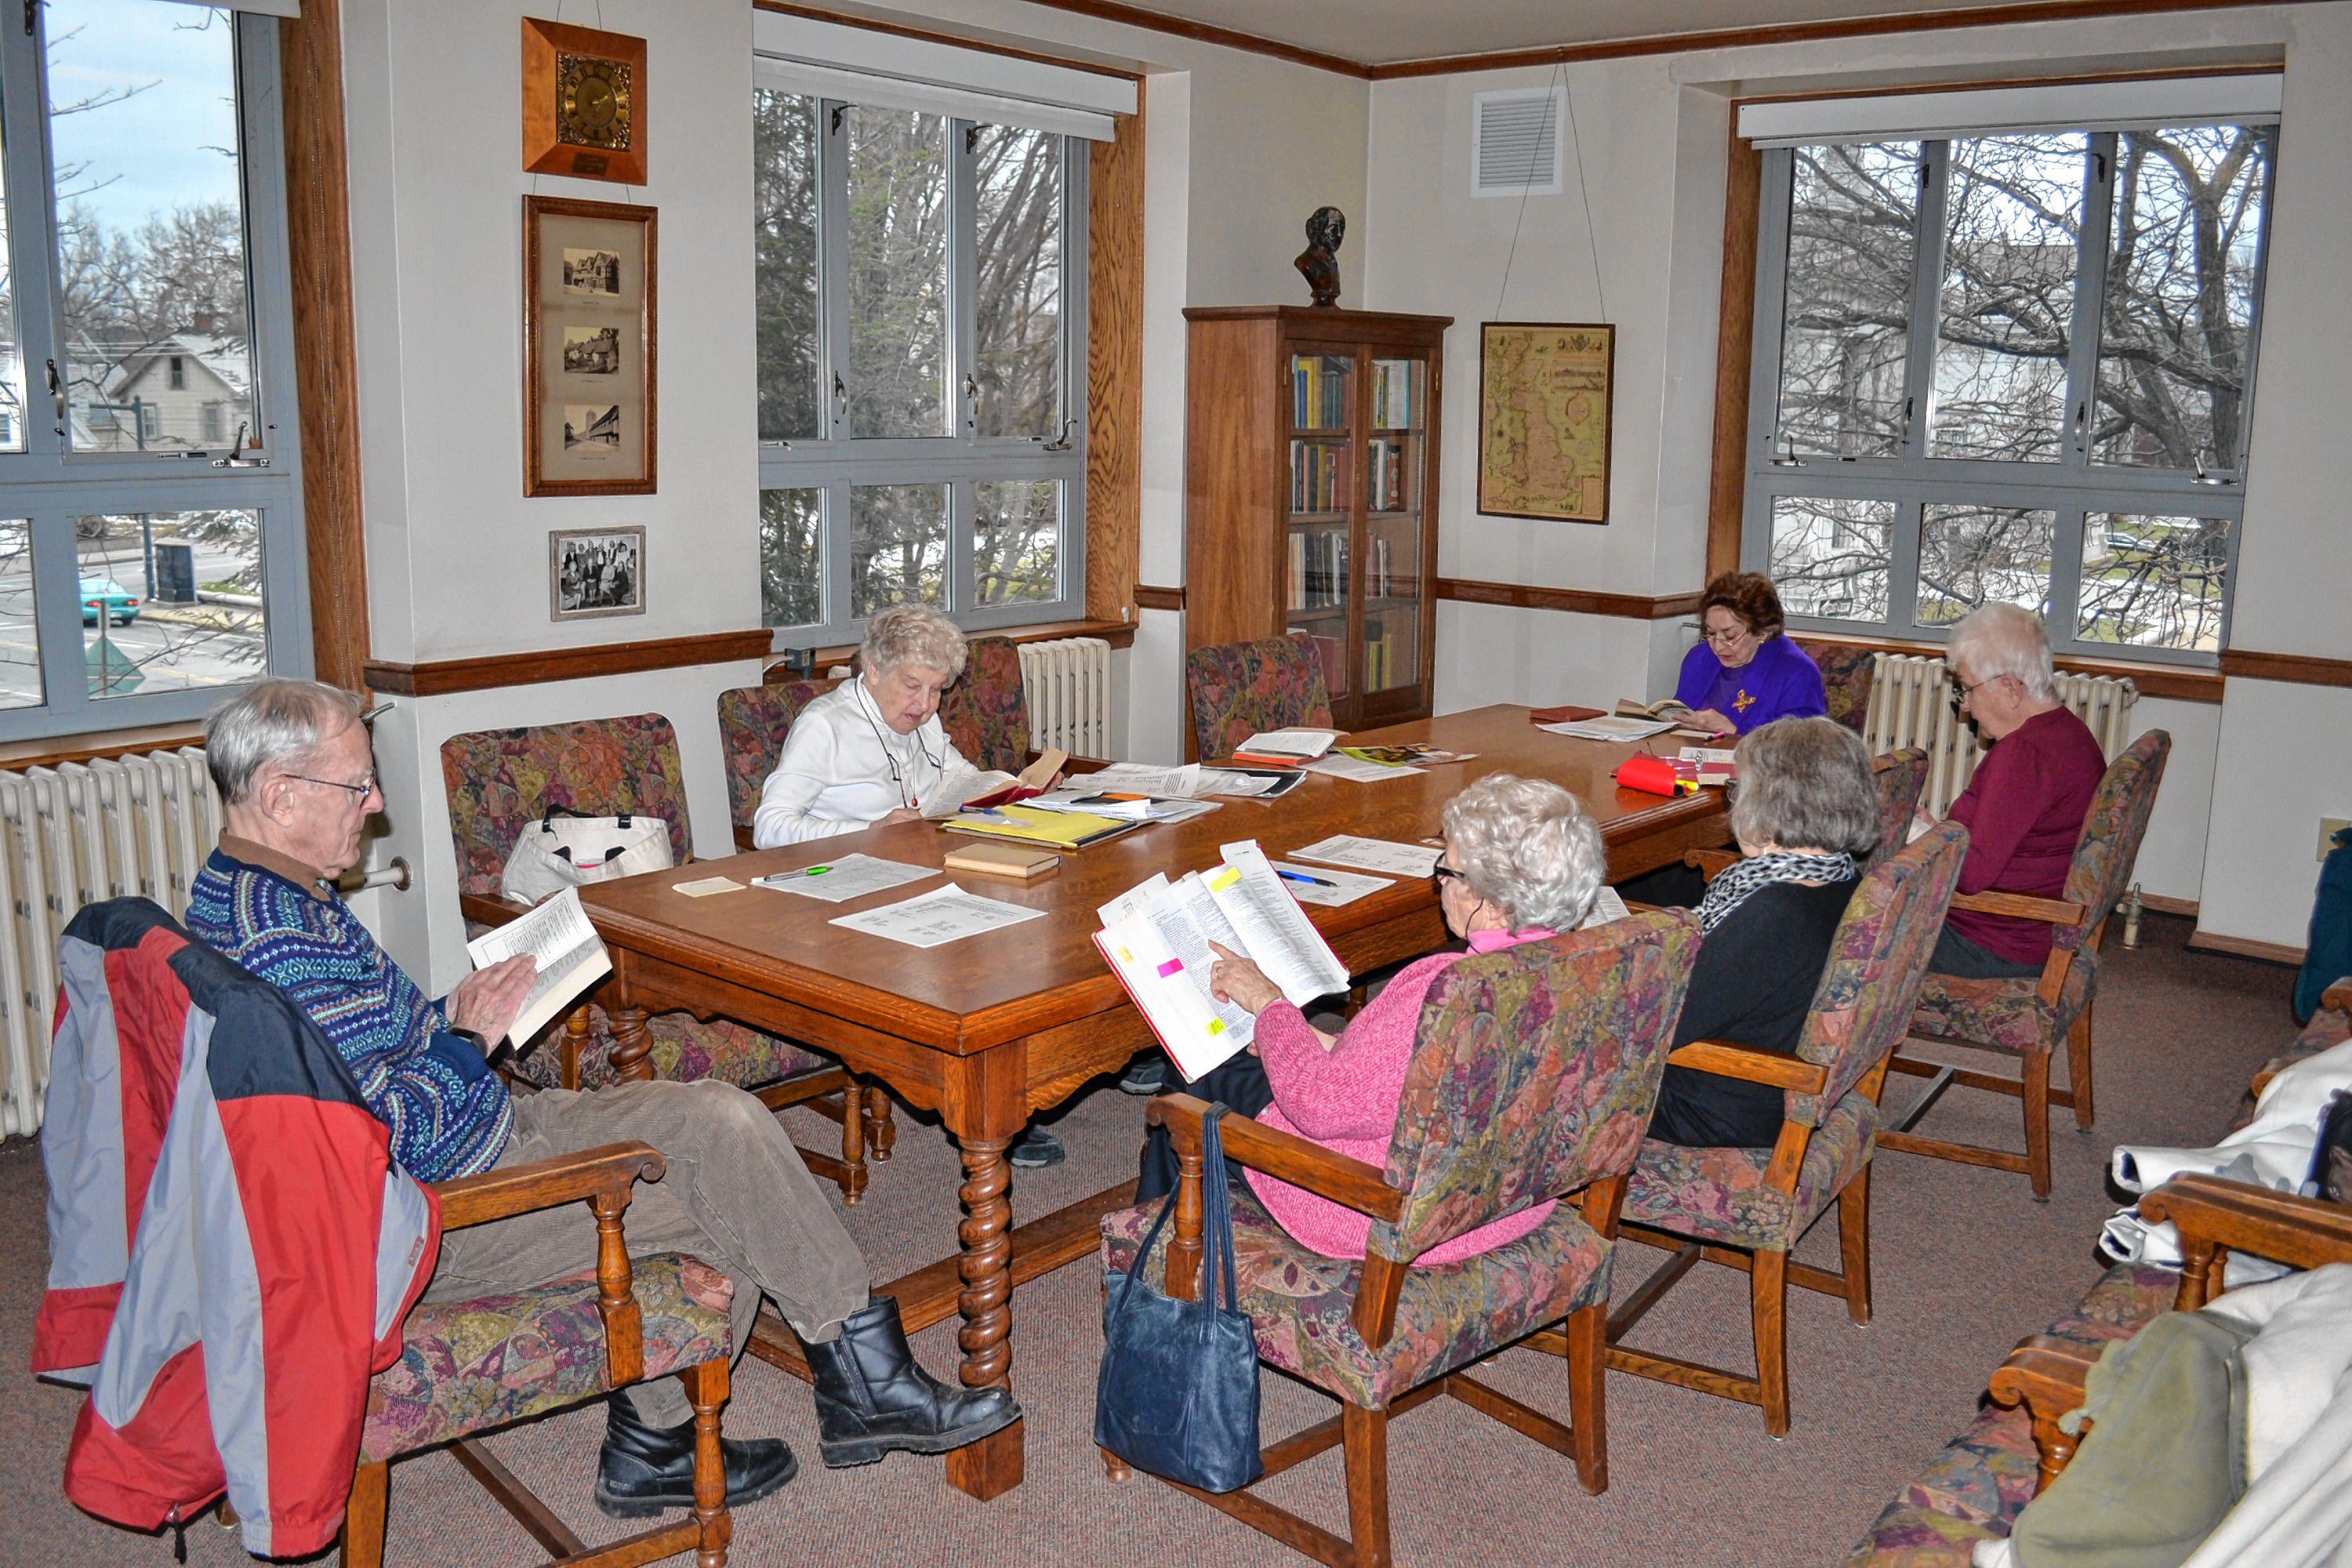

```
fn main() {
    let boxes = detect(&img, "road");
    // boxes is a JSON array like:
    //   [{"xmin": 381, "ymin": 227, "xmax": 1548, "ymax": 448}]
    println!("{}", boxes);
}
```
[{"xmin": 0, "ymin": 543, "xmax": 267, "ymax": 710}]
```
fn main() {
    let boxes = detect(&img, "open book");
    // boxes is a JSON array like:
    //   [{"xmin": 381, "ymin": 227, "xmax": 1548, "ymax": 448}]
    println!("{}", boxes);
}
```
[
  {"xmin": 1231, "ymin": 728, "xmax": 1341, "ymax": 767},
  {"xmin": 463, "ymin": 886, "xmax": 612, "ymax": 1058},
  {"xmin": 918, "ymin": 748, "xmax": 1068, "ymax": 819},
  {"xmin": 1093, "ymin": 840, "xmax": 1351, "ymax": 1081},
  {"xmin": 1616, "ymin": 696, "xmax": 1693, "ymax": 720}
]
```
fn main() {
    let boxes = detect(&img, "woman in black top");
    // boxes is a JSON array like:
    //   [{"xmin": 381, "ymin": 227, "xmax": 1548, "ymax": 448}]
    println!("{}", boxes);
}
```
[{"xmin": 1649, "ymin": 716, "xmax": 1883, "ymax": 1149}]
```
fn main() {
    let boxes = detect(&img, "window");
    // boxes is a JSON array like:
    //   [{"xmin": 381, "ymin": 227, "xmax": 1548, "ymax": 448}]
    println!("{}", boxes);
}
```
[
  {"xmin": 1742, "ymin": 114, "xmax": 2274, "ymax": 662},
  {"xmin": 751, "ymin": 81, "xmax": 1087, "ymax": 644},
  {"xmin": 0, "ymin": 0, "xmax": 307, "ymax": 739}
]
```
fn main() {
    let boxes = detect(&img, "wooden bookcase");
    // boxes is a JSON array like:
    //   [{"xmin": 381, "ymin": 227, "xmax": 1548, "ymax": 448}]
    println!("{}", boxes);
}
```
[{"xmin": 1183, "ymin": 306, "xmax": 1451, "ymax": 739}]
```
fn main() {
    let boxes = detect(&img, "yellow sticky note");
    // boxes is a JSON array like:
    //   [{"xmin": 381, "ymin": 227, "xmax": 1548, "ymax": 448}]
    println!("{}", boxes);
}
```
[
  {"xmin": 673, "ymin": 875, "xmax": 746, "ymax": 898},
  {"xmin": 1209, "ymin": 868, "xmax": 1242, "ymax": 892},
  {"xmin": 1117, "ymin": 946, "xmax": 1134, "ymax": 963},
  {"xmin": 1207, "ymin": 1020, "xmax": 1225, "ymax": 1036}
]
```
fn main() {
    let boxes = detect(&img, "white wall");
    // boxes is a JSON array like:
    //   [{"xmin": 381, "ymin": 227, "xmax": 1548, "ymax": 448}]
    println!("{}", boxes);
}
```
[{"xmin": 1362, "ymin": 5, "xmax": 2339, "ymax": 924}]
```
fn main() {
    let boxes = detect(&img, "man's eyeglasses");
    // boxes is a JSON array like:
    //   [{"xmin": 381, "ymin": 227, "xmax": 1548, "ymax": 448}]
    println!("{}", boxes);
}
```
[{"xmin": 286, "ymin": 772, "xmax": 376, "ymax": 800}]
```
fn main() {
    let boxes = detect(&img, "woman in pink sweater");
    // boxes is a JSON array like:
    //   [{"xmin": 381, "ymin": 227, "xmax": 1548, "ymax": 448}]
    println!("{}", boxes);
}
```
[{"xmin": 1207, "ymin": 774, "xmax": 1608, "ymax": 1266}]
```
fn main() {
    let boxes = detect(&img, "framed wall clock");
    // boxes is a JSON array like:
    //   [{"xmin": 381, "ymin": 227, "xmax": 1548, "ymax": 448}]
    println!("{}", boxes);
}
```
[{"xmin": 521, "ymin": 18, "xmax": 647, "ymax": 185}]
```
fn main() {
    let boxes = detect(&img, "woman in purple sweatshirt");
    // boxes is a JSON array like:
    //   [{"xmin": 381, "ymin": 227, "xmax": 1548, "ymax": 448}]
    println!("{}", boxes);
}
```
[
  {"xmin": 1203, "ymin": 773, "xmax": 1606, "ymax": 1264},
  {"xmin": 1674, "ymin": 572, "xmax": 1828, "ymax": 735},
  {"xmin": 1926, "ymin": 604, "xmax": 2108, "ymax": 978}
]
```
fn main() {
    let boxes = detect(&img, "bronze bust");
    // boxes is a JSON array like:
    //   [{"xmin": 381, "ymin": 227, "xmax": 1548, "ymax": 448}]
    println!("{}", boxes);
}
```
[{"xmin": 1294, "ymin": 206, "xmax": 1345, "ymax": 308}]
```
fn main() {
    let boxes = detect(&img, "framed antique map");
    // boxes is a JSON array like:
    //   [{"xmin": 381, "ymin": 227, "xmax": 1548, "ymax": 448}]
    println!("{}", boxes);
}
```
[{"xmin": 1477, "ymin": 321, "xmax": 1614, "ymax": 524}]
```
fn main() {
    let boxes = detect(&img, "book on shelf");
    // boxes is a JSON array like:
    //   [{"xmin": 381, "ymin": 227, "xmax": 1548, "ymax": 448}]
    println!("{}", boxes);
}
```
[
  {"xmin": 1364, "ymin": 534, "xmax": 1394, "ymax": 597},
  {"xmin": 463, "ymin": 887, "xmax": 612, "ymax": 1062},
  {"xmin": 1289, "ymin": 441, "xmax": 1347, "ymax": 513},
  {"xmin": 1367, "ymin": 438, "xmax": 1406, "ymax": 512},
  {"xmin": 1370, "ymin": 358, "xmax": 1415, "ymax": 430},
  {"xmin": 1291, "ymin": 357, "xmax": 1348, "ymax": 430},
  {"xmin": 1363, "ymin": 622, "xmax": 1401, "ymax": 690},
  {"xmin": 1093, "ymin": 840, "xmax": 1352, "ymax": 1080},
  {"xmin": 1286, "ymin": 528, "xmax": 1350, "ymax": 610}
]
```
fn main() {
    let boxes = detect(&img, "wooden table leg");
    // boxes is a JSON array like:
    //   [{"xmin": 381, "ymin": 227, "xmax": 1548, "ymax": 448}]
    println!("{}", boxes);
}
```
[
  {"xmin": 608, "ymin": 1003, "xmax": 655, "ymax": 1083},
  {"xmin": 943, "ymin": 1051, "xmax": 1025, "ymax": 1501}
]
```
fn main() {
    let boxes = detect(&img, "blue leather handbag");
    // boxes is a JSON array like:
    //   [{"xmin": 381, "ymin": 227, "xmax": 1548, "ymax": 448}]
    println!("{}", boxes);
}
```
[{"xmin": 1095, "ymin": 1104, "xmax": 1263, "ymax": 1493}]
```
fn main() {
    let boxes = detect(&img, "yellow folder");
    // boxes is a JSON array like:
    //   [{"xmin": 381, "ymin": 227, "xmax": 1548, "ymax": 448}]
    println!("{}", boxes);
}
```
[{"xmin": 942, "ymin": 804, "xmax": 1136, "ymax": 850}]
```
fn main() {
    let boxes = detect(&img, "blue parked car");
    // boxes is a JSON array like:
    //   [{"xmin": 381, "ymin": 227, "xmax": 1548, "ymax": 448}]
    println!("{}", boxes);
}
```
[{"xmin": 80, "ymin": 578, "xmax": 141, "ymax": 626}]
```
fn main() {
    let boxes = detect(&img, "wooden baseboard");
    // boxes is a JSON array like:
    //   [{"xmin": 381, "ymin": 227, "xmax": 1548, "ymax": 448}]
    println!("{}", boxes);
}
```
[
  {"xmin": 2138, "ymin": 892, "xmax": 2199, "ymax": 919},
  {"xmin": 2185, "ymin": 929, "xmax": 2306, "ymax": 967}
]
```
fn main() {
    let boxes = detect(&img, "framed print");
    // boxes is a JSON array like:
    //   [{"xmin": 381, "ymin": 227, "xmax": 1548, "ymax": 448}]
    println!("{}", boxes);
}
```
[
  {"xmin": 1477, "ymin": 321, "xmax": 1614, "ymax": 524},
  {"xmin": 550, "ymin": 526, "xmax": 646, "ymax": 620},
  {"xmin": 524, "ymin": 195, "xmax": 656, "ymax": 495},
  {"xmin": 521, "ymin": 18, "xmax": 647, "ymax": 184}
]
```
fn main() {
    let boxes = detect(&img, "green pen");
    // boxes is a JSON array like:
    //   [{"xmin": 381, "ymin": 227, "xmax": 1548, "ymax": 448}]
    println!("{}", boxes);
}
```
[{"xmin": 756, "ymin": 865, "xmax": 832, "ymax": 887}]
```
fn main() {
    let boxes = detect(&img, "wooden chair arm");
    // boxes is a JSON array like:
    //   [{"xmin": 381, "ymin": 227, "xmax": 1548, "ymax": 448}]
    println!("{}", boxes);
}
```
[
  {"xmin": 432, "ymin": 1140, "xmax": 666, "ymax": 1230},
  {"xmin": 732, "ymin": 823, "xmax": 757, "ymax": 853},
  {"xmin": 1987, "ymin": 1334, "xmax": 2103, "ymax": 1493},
  {"xmin": 1148, "ymin": 1092, "xmax": 1403, "ymax": 1222},
  {"xmin": 2140, "ymin": 1172, "xmax": 2352, "ymax": 1308},
  {"xmin": 1682, "ymin": 848, "xmax": 1740, "ymax": 881},
  {"xmin": 430, "ymin": 1139, "xmax": 662, "ymax": 1386},
  {"xmin": 1947, "ymin": 889, "xmax": 2087, "ymax": 927},
  {"xmin": 2323, "ymin": 979, "xmax": 2352, "ymax": 1016},
  {"xmin": 1666, "ymin": 1039, "xmax": 1828, "ymax": 1094}
]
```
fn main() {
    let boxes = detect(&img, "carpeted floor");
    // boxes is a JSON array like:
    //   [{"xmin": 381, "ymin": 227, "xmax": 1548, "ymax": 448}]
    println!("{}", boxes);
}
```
[{"xmin": 0, "ymin": 913, "xmax": 2299, "ymax": 1567}]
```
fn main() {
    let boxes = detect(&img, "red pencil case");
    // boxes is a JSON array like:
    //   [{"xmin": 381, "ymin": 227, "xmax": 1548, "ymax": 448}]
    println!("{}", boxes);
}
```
[{"xmin": 1615, "ymin": 753, "xmax": 1696, "ymax": 797}]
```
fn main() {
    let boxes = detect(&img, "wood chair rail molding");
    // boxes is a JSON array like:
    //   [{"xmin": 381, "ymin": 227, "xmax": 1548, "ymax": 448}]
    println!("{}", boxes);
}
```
[
  {"xmin": 363, "ymin": 630, "xmax": 775, "ymax": 698},
  {"xmin": 1435, "ymin": 577, "xmax": 1702, "ymax": 620},
  {"xmin": 2216, "ymin": 648, "xmax": 2352, "ymax": 689},
  {"xmin": 1132, "ymin": 583, "xmax": 1184, "ymax": 612},
  {"xmin": 777, "ymin": 617, "xmax": 1139, "ymax": 675}
]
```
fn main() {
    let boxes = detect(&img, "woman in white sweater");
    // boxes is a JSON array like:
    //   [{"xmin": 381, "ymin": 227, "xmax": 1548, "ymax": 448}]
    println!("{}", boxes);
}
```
[{"xmin": 753, "ymin": 603, "xmax": 1000, "ymax": 848}]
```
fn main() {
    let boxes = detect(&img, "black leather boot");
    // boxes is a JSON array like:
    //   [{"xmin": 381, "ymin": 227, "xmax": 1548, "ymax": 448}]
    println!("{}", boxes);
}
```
[
  {"xmin": 804, "ymin": 1296, "xmax": 1022, "ymax": 1468},
  {"xmin": 593, "ymin": 1392, "xmax": 797, "ymax": 1519}
]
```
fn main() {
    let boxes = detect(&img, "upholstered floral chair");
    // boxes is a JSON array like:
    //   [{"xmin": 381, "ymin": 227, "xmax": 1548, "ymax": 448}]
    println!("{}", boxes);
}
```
[
  {"xmin": 439, "ymin": 713, "xmax": 888, "ymax": 1202},
  {"xmin": 1871, "ymin": 746, "xmax": 1930, "ymax": 856},
  {"xmin": 1101, "ymin": 911, "xmax": 1700, "ymax": 1567},
  {"xmin": 1882, "ymin": 731, "xmax": 2172, "ymax": 1199},
  {"xmin": 350, "ymin": 1141, "xmax": 736, "ymax": 1568},
  {"xmin": 1610, "ymin": 823, "xmax": 1967, "ymax": 1436},
  {"xmin": 937, "ymin": 633, "xmax": 1030, "ymax": 774},
  {"xmin": 1792, "ymin": 636, "xmax": 1880, "ymax": 735},
  {"xmin": 717, "ymin": 680, "xmax": 827, "ymax": 850},
  {"xmin": 1185, "ymin": 633, "xmax": 1335, "ymax": 760}
]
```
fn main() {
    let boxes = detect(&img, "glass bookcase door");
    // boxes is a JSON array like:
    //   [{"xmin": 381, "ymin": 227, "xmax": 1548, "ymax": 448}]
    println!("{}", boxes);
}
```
[
  {"xmin": 1363, "ymin": 355, "xmax": 1426, "ymax": 697},
  {"xmin": 1287, "ymin": 351, "xmax": 1355, "ymax": 702}
]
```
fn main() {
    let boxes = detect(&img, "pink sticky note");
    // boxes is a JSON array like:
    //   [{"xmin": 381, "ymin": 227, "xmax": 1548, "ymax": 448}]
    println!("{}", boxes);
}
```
[{"xmin": 1156, "ymin": 958, "xmax": 1184, "ymax": 978}]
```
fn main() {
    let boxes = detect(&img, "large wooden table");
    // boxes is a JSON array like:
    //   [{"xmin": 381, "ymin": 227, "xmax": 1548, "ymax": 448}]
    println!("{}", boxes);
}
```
[{"xmin": 572, "ymin": 705, "xmax": 1727, "ymax": 1499}]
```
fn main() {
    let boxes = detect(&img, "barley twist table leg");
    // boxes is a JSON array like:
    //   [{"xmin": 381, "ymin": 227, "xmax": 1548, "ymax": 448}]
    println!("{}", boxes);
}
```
[
  {"xmin": 608, "ymin": 1004, "xmax": 656, "ymax": 1084},
  {"xmin": 956, "ymin": 1136, "xmax": 1014, "ymax": 1387}
]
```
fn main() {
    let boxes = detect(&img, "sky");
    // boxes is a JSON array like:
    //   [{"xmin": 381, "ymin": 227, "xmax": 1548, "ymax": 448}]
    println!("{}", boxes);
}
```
[{"xmin": 41, "ymin": 0, "xmax": 245, "ymax": 234}]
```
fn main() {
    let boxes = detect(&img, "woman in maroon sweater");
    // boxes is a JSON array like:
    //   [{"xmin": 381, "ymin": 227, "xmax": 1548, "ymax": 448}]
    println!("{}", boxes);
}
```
[{"xmin": 1926, "ymin": 604, "xmax": 2107, "ymax": 978}]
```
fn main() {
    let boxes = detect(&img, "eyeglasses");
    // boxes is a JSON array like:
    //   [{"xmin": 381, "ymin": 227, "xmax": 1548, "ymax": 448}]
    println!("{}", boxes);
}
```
[
  {"xmin": 286, "ymin": 771, "xmax": 376, "ymax": 800},
  {"xmin": 1700, "ymin": 622, "xmax": 1753, "ymax": 646},
  {"xmin": 1431, "ymin": 864, "xmax": 1465, "ymax": 895},
  {"xmin": 1948, "ymin": 673, "xmax": 2002, "ymax": 705}
]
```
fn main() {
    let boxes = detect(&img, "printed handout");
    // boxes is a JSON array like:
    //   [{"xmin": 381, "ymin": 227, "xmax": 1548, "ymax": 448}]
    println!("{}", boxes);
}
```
[
  {"xmin": 1287, "ymin": 834, "xmax": 1443, "ymax": 879},
  {"xmin": 753, "ymin": 853, "xmax": 941, "ymax": 904},
  {"xmin": 1304, "ymin": 753, "xmax": 1425, "ymax": 783},
  {"xmin": 1267, "ymin": 861, "xmax": 1392, "ymax": 908},
  {"xmin": 828, "ymin": 883, "xmax": 1046, "ymax": 948}
]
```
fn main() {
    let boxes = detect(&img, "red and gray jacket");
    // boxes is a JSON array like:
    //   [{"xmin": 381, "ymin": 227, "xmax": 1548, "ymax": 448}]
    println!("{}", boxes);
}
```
[{"xmin": 31, "ymin": 899, "xmax": 441, "ymax": 1558}]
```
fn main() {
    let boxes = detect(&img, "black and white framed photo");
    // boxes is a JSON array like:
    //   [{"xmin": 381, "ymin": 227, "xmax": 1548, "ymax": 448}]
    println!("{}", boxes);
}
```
[
  {"xmin": 549, "ymin": 525, "xmax": 646, "ymax": 620},
  {"xmin": 524, "ymin": 194, "xmax": 655, "ymax": 495}
]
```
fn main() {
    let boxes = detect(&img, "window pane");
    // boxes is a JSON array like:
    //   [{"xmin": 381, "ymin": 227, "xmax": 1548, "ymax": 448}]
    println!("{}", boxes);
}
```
[
  {"xmin": 850, "ymin": 483, "xmax": 946, "ymax": 615},
  {"xmin": 48, "ymin": 0, "xmax": 256, "ymax": 455},
  {"xmin": 972, "ymin": 125, "xmax": 1062, "ymax": 441},
  {"xmin": 760, "ymin": 488, "xmax": 822, "ymax": 628},
  {"xmin": 0, "ymin": 521, "xmax": 41, "ymax": 709},
  {"xmin": 1929, "ymin": 133, "xmax": 2088, "ymax": 463},
  {"xmin": 78, "ymin": 510, "xmax": 267, "ymax": 700},
  {"xmin": 1915, "ymin": 503, "xmax": 2054, "ymax": 626},
  {"xmin": 753, "ymin": 90, "xmax": 822, "ymax": 442},
  {"xmin": 2096, "ymin": 127, "xmax": 2270, "ymax": 470},
  {"xmin": 1775, "ymin": 143, "xmax": 1918, "ymax": 459},
  {"xmin": 1768, "ymin": 495, "xmax": 1894, "ymax": 620},
  {"xmin": 2075, "ymin": 513, "xmax": 2230, "ymax": 652},
  {"xmin": 844, "ymin": 106, "xmax": 947, "ymax": 438},
  {"xmin": 974, "ymin": 479, "xmax": 1058, "ymax": 605}
]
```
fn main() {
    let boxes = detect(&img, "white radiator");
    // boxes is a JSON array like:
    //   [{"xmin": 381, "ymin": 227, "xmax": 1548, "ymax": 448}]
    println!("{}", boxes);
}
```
[
  {"xmin": 1018, "ymin": 636, "xmax": 1112, "ymax": 758},
  {"xmin": 0, "ymin": 748, "xmax": 218, "ymax": 1138},
  {"xmin": 1862, "ymin": 653, "xmax": 2138, "ymax": 816}
]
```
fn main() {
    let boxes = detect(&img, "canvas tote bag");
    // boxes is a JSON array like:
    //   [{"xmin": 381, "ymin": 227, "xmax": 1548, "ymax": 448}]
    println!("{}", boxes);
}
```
[{"xmin": 500, "ymin": 806, "xmax": 674, "ymax": 905}]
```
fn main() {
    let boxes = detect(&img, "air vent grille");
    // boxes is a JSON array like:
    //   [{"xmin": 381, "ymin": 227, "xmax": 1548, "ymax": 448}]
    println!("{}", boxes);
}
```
[{"xmin": 1474, "ymin": 88, "xmax": 1564, "ymax": 198}]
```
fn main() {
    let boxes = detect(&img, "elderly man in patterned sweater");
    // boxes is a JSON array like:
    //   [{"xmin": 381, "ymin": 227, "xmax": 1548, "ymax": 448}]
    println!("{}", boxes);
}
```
[{"xmin": 184, "ymin": 680, "xmax": 1015, "ymax": 1519}]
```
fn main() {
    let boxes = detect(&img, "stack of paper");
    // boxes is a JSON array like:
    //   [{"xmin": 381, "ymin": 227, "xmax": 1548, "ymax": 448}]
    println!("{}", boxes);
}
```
[
  {"xmin": 1305, "ymin": 753, "xmax": 1423, "ymax": 782},
  {"xmin": 1288, "ymin": 834, "xmax": 1443, "ymax": 878},
  {"xmin": 1094, "ymin": 841, "xmax": 1352, "ymax": 1080},
  {"xmin": 1539, "ymin": 714, "xmax": 1679, "ymax": 742}
]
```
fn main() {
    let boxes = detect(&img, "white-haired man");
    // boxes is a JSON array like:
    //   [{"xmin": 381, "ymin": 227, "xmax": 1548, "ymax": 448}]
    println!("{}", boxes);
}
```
[
  {"xmin": 1927, "ymin": 603, "xmax": 2107, "ymax": 978},
  {"xmin": 184, "ymin": 680, "xmax": 1015, "ymax": 1520}
]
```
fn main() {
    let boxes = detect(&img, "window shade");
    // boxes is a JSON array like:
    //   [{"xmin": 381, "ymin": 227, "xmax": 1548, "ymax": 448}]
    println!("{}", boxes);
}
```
[
  {"xmin": 751, "ymin": 11, "xmax": 1134, "ymax": 142},
  {"xmin": 148, "ymin": 0, "xmax": 301, "ymax": 16},
  {"xmin": 1739, "ymin": 72, "xmax": 2281, "ymax": 147}
]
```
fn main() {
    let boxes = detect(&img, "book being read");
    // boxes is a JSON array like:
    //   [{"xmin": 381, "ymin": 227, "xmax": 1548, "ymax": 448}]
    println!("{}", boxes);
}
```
[
  {"xmin": 919, "ymin": 747, "xmax": 1068, "ymax": 819},
  {"xmin": 1230, "ymin": 728, "xmax": 1341, "ymax": 768},
  {"xmin": 463, "ymin": 886, "xmax": 612, "ymax": 1061},
  {"xmin": 1093, "ymin": 840, "xmax": 1351, "ymax": 1081}
]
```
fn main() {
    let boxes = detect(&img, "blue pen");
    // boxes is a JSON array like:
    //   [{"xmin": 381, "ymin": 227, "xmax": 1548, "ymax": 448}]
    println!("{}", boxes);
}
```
[{"xmin": 1276, "ymin": 868, "xmax": 1335, "ymax": 889}]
